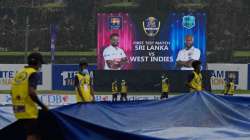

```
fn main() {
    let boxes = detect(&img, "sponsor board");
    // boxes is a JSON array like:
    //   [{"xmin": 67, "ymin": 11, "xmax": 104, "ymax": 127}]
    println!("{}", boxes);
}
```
[
  {"xmin": 52, "ymin": 64, "xmax": 78, "ymax": 90},
  {"xmin": 0, "ymin": 94, "xmax": 163, "ymax": 106},
  {"xmin": 248, "ymin": 64, "xmax": 250, "ymax": 90},
  {"xmin": 207, "ymin": 64, "xmax": 248, "ymax": 90},
  {"xmin": 94, "ymin": 95, "xmax": 162, "ymax": 102},
  {"xmin": 52, "ymin": 64, "xmax": 96, "ymax": 90},
  {"xmin": 0, "ymin": 64, "xmax": 51, "ymax": 90},
  {"xmin": 0, "ymin": 94, "xmax": 75, "ymax": 106}
]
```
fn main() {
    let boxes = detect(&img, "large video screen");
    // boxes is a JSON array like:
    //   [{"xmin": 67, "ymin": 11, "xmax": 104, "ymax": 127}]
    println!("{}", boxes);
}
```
[{"xmin": 97, "ymin": 12, "xmax": 206, "ymax": 70}]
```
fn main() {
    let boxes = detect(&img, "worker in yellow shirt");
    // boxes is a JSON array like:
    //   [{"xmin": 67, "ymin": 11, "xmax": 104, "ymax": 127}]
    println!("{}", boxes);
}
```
[
  {"xmin": 224, "ymin": 78, "xmax": 235, "ymax": 96},
  {"xmin": 112, "ymin": 80, "xmax": 119, "ymax": 102},
  {"xmin": 75, "ymin": 58, "xmax": 95, "ymax": 103},
  {"xmin": 120, "ymin": 80, "xmax": 128, "ymax": 101},
  {"xmin": 11, "ymin": 52, "xmax": 48, "ymax": 140},
  {"xmin": 161, "ymin": 74, "xmax": 170, "ymax": 99},
  {"xmin": 186, "ymin": 60, "xmax": 203, "ymax": 93}
]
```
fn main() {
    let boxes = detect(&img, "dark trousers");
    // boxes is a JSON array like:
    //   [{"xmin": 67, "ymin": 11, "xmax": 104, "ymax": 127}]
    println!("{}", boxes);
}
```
[
  {"xmin": 18, "ymin": 119, "xmax": 40, "ymax": 138},
  {"xmin": 112, "ymin": 93, "xmax": 118, "ymax": 102},
  {"xmin": 120, "ymin": 93, "xmax": 128, "ymax": 101},
  {"xmin": 160, "ymin": 92, "xmax": 168, "ymax": 99}
]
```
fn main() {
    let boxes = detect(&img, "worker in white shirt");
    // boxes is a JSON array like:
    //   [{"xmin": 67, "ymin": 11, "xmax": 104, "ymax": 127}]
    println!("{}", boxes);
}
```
[
  {"xmin": 176, "ymin": 35, "xmax": 201, "ymax": 70},
  {"xmin": 103, "ymin": 33, "xmax": 128, "ymax": 70}
]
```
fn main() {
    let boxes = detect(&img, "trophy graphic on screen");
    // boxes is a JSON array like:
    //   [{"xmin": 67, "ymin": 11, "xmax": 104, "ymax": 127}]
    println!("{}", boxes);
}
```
[{"xmin": 143, "ymin": 17, "xmax": 160, "ymax": 37}]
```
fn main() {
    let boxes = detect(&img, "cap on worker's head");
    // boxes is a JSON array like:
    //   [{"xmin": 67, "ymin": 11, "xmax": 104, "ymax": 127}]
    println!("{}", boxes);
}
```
[
  {"xmin": 28, "ymin": 52, "xmax": 44, "ymax": 66},
  {"xmin": 79, "ymin": 58, "xmax": 88, "ymax": 66}
]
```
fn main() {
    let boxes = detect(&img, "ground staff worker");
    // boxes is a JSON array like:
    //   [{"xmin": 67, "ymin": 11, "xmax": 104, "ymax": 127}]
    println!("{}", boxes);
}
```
[
  {"xmin": 120, "ymin": 80, "xmax": 128, "ymax": 101},
  {"xmin": 224, "ymin": 78, "xmax": 235, "ymax": 96},
  {"xmin": 75, "ymin": 58, "xmax": 95, "ymax": 102},
  {"xmin": 112, "ymin": 80, "xmax": 119, "ymax": 102},
  {"xmin": 161, "ymin": 74, "xmax": 169, "ymax": 99},
  {"xmin": 11, "ymin": 52, "xmax": 48, "ymax": 140},
  {"xmin": 186, "ymin": 60, "xmax": 203, "ymax": 93}
]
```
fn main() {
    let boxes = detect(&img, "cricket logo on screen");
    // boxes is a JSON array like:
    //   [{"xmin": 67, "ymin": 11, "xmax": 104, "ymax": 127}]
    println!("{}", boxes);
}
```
[
  {"xmin": 142, "ymin": 17, "xmax": 160, "ymax": 37},
  {"xmin": 109, "ymin": 16, "xmax": 122, "ymax": 30},
  {"xmin": 182, "ymin": 15, "xmax": 195, "ymax": 29}
]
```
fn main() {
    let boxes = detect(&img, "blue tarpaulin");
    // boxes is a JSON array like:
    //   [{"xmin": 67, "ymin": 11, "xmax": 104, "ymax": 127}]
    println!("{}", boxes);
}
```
[
  {"xmin": 0, "ymin": 106, "xmax": 16, "ymax": 129},
  {"xmin": 51, "ymin": 92, "xmax": 250, "ymax": 140},
  {"xmin": 1, "ymin": 92, "xmax": 250, "ymax": 140}
]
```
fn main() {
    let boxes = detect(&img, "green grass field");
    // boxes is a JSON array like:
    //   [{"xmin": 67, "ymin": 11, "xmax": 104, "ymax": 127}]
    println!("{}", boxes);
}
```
[
  {"xmin": 1, "ymin": 90, "xmax": 250, "ymax": 95},
  {"xmin": 233, "ymin": 51, "xmax": 250, "ymax": 57}
]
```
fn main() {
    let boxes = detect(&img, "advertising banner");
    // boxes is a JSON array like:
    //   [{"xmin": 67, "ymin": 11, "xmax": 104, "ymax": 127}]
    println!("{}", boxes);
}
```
[
  {"xmin": 0, "ymin": 64, "xmax": 51, "ymax": 90},
  {"xmin": 207, "ymin": 64, "xmax": 248, "ymax": 90},
  {"xmin": 248, "ymin": 64, "xmax": 250, "ymax": 90},
  {"xmin": 52, "ymin": 64, "xmax": 96, "ymax": 90},
  {"xmin": 0, "ymin": 94, "xmax": 165, "ymax": 106}
]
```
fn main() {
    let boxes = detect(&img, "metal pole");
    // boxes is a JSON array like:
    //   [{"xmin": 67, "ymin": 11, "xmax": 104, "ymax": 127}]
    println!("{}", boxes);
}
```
[
  {"xmin": 24, "ymin": 16, "xmax": 30, "ymax": 63},
  {"xmin": 50, "ymin": 24, "xmax": 56, "ymax": 64}
]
